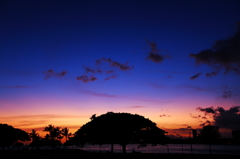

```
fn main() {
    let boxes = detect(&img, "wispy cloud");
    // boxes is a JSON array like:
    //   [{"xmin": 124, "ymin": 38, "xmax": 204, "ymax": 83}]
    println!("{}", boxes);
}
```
[
  {"xmin": 0, "ymin": 68, "xmax": 34, "ymax": 76},
  {"xmin": 106, "ymin": 70, "xmax": 114, "ymax": 74},
  {"xmin": 13, "ymin": 120, "xmax": 49, "ymax": 127},
  {"xmin": 96, "ymin": 58, "xmax": 134, "ymax": 71},
  {"xmin": 21, "ymin": 125, "xmax": 81, "ymax": 132},
  {"xmin": 149, "ymin": 83, "xmax": 166, "ymax": 89},
  {"xmin": 164, "ymin": 75, "xmax": 173, "ymax": 79},
  {"xmin": 173, "ymin": 128, "xmax": 191, "ymax": 131},
  {"xmin": 159, "ymin": 114, "xmax": 171, "ymax": 117},
  {"xmin": 0, "ymin": 114, "xmax": 87, "ymax": 120},
  {"xmin": 76, "ymin": 75, "xmax": 97, "ymax": 83},
  {"xmin": 76, "ymin": 89, "xmax": 116, "ymax": 98},
  {"xmin": 0, "ymin": 85, "xmax": 32, "ymax": 89},
  {"xmin": 76, "ymin": 58, "xmax": 133, "ymax": 83},
  {"xmin": 190, "ymin": 73, "xmax": 202, "ymax": 80},
  {"xmin": 128, "ymin": 105, "xmax": 146, "ymax": 109},
  {"xmin": 206, "ymin": 71, "xmax": 218, "ymax": 77},
  {"xmin": 181, "ymin": 124, "xmax": 190, "ymax": 127},
  {"xmin": 104, "ymin": 74, "xmax": 118, "ymax": 81},
  {"xmin": 83, "ymin": 65, "xmax": 102, "ymax": 74},
  {"xmin": 43, "ymin": 69, "xmax": 67, "ymax": 79},
  {"xmin": 130, "ymin": 97, "xmax": 170, "ymax": 104},
  {"xmin": 177, "ymin": 85, "xmax": 210, "ymax": 91},
  {"xmin": 220, "ymin": 91, "xmax": 233, "ymax": 99}
]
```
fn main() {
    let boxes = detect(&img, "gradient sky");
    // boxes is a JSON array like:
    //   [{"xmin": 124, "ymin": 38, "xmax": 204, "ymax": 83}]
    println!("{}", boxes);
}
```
[{"xmin": 1, "ymin": 0, "xmax": 240, "ymax": 138}]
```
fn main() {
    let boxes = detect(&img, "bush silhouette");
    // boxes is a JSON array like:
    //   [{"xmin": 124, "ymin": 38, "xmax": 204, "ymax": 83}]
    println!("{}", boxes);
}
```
[{"xmin": 74, "ymin": 112, "xmax": 167, "ymax": 153}]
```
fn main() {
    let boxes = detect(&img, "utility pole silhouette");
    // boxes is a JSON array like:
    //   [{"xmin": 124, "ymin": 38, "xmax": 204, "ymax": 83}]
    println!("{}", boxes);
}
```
[{"xmin": 187, "ymin": 126, "xmax": 193, "ymax": 154}]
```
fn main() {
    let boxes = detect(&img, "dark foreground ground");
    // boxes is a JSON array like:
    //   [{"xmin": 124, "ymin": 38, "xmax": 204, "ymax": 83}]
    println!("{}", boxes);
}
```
[{"xmin": 1, "ymin": 149, "xmax": 239, "ymax": 159}]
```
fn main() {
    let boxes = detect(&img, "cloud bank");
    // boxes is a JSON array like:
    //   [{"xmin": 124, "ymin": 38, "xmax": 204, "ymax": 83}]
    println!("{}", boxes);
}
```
[
  {"xmin": 190, "ymin": 23, "xmax": 240, "ymax": 76},
  {"xmin": 196, "ymin": 106, "xmax": 240, "ymax": 129}
]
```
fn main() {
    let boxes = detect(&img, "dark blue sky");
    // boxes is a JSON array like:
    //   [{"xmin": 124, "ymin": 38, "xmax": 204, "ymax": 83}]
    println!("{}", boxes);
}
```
[{"xmin": 1, "ymin": 0, "xmax": 240, "ymax": 137}]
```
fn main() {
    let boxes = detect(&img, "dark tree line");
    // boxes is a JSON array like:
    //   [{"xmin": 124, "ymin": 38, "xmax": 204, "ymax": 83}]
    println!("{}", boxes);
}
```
[
  {"xmin": 0, "ymin": 112, "xmax": 168, "ymax": 153},
  {"xmin": 0, "ymin": 123, "xmax": 72, "ymax": 150},
  {"xmin": 1, "ymin": 112, "xmax": 239, "ymax": 153},
  {"xmin": 29, "ymin": 125, "xmax": 72, "ymax": 149}
]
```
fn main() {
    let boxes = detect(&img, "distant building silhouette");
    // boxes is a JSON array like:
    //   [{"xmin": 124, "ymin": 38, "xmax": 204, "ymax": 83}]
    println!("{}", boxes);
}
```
[
  {"xmin": 232, "ymin": 129, "xmax": 240, "ymax": 144},
  {"xmin": 232, "ymin": 129, "xmax": 240, "ymax": 139}
]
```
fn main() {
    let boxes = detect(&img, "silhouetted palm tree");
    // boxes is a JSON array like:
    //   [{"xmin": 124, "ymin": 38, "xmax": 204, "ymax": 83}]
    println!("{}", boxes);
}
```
[
  {"xmin": 43, "ymin": 125, "xmax": 62, "ymax": 149},
  {"xmin": 61, "ymin": 127, "xmax": 70, "ymax": 142},
  {"xmin": 43, "ymin": 124, "xmax": 63, "ymax": 141}
]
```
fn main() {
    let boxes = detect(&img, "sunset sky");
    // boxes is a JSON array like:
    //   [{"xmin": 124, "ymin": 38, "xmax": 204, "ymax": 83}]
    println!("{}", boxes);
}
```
[{"xmin": 1, "ymin": 0, "xmax": 240, "ymax": 138}]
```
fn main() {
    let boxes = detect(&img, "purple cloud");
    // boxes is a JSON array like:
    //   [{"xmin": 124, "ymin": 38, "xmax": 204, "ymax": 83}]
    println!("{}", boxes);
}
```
[
  {"xmin": 96, "ymin": 58, "xmax": 134, "ymax": 71},
  {"xmin": 190, "ymin": 73, "xmax": 202, "ymax": 80},
  {"xmin": 150, "ymin": 83, "xmax": 166, "ymax": 89},
  {"xmin": 164, "ymin": 75, "xmax": 173, "ymax": 79},
  {"xmin": 77, "ymin": 89, "xmax": 116, "ymax": 97},
  {"xmin": 43, "ymin": 69, "xmax": 67, "ymax": 79},
  {"xmin": 221, "ymin": 91, "xmax": 232, "ymax": 99},
  {"xmin": 76, "ymin": 75, "xmax": 97, "ymax": 83},
  {"xmin": 159, "ymin": 114, "xmax": 171, "ymax": 117},
  {"xmin": 146, "ymin": 40, "xmax": 170, "ymax": 63},
  {"xmin": 0, "ymin": 86, "xmax": 31, "ymax": 89},
  {"xmin": 206, "ymin": 71, "xmax": 218, "ymax": 77},
  {"xmin": 106, "ymin": 70, "xmax": 114, "ymax": 74},
  {"xmin": 128, "ymin": 106, "xmax": 145, "ymax": 109},
  {"xmin": 83, "ymin": 66, "xmax": 102, "ymax": 74},
  {"xmin": 178, "ymin": 85, "xmax": 210, "ymax": 91},
  {"xmin": 104, "ymin": 74, "xmax": 118, "ymax": 81}
]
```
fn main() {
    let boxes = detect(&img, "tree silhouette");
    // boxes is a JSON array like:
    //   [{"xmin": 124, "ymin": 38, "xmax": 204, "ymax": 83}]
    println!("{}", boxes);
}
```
[
  {"xmin": 61, "ymin": 127, "xmax": 70, "ymax": 142},
  {"xmin": 29, "ymin": 129, "xmax": 39, "ymax": 140},
  {"xmin": 43, "ymin": 125, "xmax": 62, "ymax": 149},
  {"xmin": 43, "ymin": 125, "xmax": 63, "ymax": 141},
  {"xmin": 0, "ymin": 123, "xmax": 30, "ymax": 150},
  {"xmin": 90, "ymin": 114, "xmax": 96, "ymax": 120},
  {"xmin": 29, "ymin": 129, "xmax": 42, "ymax": 148},
  {"xmin": 74, "ymin": 112, "xmax": 167, "ymax": 153},
  {"xmin": 64, "ymin": 133, "xmax": 75, "ymax": 148},
  {"xmin": 61, "ymin": 127, "xmax": 73, "ymax": 148},
  {"xmin": 199, "ymin": 124, "xmax": 221, "ymax": 154}
]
